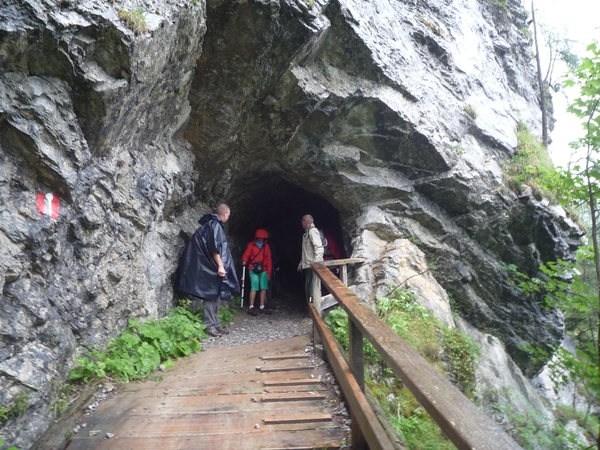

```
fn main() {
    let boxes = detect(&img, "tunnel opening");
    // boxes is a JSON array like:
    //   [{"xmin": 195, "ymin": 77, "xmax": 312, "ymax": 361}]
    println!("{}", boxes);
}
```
[{"xmin": 226, "ymin": 174, "xmax": 346, "ymax": 307}]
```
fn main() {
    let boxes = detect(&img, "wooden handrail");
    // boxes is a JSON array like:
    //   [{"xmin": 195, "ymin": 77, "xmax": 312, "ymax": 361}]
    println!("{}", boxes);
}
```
[
  {"xmin": 311, "ymin": 261, "xmax": 522, "ymax": 450},
  {"xmin": 309, "ymin": 302, "xmax": 398, "ymax": 450}
]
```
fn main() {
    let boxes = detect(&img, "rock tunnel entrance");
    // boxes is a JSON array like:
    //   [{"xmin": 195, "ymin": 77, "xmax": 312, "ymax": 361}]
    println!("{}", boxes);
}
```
[{"xmin": 226, "ymin": 174, "xmax": 345, "ymax": 305}]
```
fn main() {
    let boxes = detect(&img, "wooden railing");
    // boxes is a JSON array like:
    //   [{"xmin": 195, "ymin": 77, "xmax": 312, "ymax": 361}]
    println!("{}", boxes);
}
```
[{"xmin": 309, "ymin": 260, "xmax": 522, "ymax": 450}]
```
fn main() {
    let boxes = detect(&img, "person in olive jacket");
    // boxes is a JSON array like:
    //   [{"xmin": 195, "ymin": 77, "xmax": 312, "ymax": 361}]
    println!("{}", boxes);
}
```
[
  {"xmin": 241, "ymin": 229, "xmax": 273, "ymax": 315},
  {"xmin": 296, "ymin": 214, "xmax": 324, "ymax": 303},
  {"xmin": 175, "ymin": 203, "xmax": 239, "ymax": 337}
]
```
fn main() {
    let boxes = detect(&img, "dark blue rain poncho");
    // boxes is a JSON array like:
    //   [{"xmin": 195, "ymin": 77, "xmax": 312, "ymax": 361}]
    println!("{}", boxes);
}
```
[{"xmin": 175, "ymin": 213, "xmax": 240, "ymax": 301}]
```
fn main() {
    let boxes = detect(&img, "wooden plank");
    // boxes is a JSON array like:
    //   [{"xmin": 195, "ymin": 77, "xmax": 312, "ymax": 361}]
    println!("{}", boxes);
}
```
[
  {"xmin": 260, "ymin": 354, "xmax": 309, "ymax": 360},
  {"xmin": 262, "ymin": 392, "xmax": 326, "ymax": 402},
  {"xmin": 76, "ymin": 405, "xmax": 338, "ymax": 436},
  {"xmin": 259, "ymin": 366, "xmax": 315, "ymax": 373},
  {"xmin": 264, "ymin": 386, "xmax": 326, "ymax": 394},
  {"xmin": 261, "ymin": 446, "xmax": 340, "ymax": 450},
  {"xmin": 310, "ymin": 303, "xmax": 396, "ymax": 450},
  {"xmin": 321, "ymin": 293, "xmax": 338, "ymax": 310},
  {"xmin": 263, "ymin": 414, "xmax": 332, "ymax": 425},
  {"xmin": 263, "ymin": 379, "xmax": 322, "ymax": 387},
  {"xmin": 87, "ymin": 393, "xmax": 328, "ymax": 416},
  {"xmin": 319, "ymin": 258, "xmax": 365, "ymax": 267},
  {"xmin": 312, "ymin": 263, "xmax": 522, "ymax": 450},
  {"xmin": 68, "ymin": 427, "xmax": 345, "ymax": 450},
  {"xmin": 66, "ymin": 334, "xmax": 349, "ymax": 450}
]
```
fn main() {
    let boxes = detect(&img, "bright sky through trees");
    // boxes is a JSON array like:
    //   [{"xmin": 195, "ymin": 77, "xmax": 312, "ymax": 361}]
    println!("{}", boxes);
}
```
[{"xmin": 539, "ymin": 0, "xmax": 600, "ymax": 167}]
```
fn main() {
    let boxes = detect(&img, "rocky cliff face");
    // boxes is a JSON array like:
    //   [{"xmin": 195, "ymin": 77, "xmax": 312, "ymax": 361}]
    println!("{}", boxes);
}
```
[{"xmin": 0, "ymin": 0, "xmax": 581, "ymax": 447}]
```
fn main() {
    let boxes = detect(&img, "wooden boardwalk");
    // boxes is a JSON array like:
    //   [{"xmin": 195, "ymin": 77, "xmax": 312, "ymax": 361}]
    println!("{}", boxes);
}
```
[{"xmin": 67, "ymin": 334, "xmax": 349, "ymax": 449}]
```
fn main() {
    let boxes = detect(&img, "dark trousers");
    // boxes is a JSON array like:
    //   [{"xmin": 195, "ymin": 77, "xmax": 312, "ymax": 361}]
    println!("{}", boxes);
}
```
[
  {"xmin": 303, "ymin": 269, "xmax": 313, "ymax": 303},
  {"xmin": 203, "ymin": 298, "xmax": 221, "ymax": 329}
]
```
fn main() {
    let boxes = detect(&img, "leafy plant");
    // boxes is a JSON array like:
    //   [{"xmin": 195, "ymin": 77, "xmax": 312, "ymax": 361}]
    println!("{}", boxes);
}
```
[
  {"xmin": 118, "ymin": 8, "xmax": 147, "ymax": 35},
  {"xmin": 0, "ymin": 393, "xmax": 29, "ymax": 423},
  {"xmin": 463, "ymin": 105, "xmax": 477, "ymax": 120},
  {"xmin": 69, "ymin": 307, "xmax": 207, "ymax": 383},
  {"xmin": 503, "ymin": 121, "xmax": 555, "ymax": 200},
  {"xmin": 490, "ymin": 389, "xmax": 588, "ymax": 449},
  {"xmin": 0, "ymin": 437, "xmax": 20, "ymax": 450},
  {"xmin": 507, "ymin": 254, "xmax": 599, "ymax": 443},
  {"xmin": 325, "ymin": 288, "xmax": 480, "ymax": 449},
  {"xmin": 51, "ymin": 380, "xmax": 77, "ymax": 418}
]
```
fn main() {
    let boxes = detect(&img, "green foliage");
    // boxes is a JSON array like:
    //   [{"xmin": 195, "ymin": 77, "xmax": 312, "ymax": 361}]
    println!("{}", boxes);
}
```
[
  {"xmin": 69, "ymin": 307, "xmax": 207, "ymax": 383},
  {"xmin": 217, "ymin": 302, "xmax": 237, "ymax": 326},
  {"xmin": 178, "ymin": 297, "xmax": 192, "ymax": 309},
  {"xmin": 494, "ymin": 0, "xmax": 509, "ymax": 13},
  {"xmin": 416, "ymin": 15, "xmax": 443, "ymax": 37},
  {"xmin": 463, "ymin": 105, "xmax": 477, "ymax": 120},
  {"xmin": 370, "ymin": 382, "xmax": 455, "ymax": 449},
  {"xmin": 0, "ymin": 406, "xmax": 9, "ymax": 421},
  {"xmin": 0, "ymin": 393, "xmax": 29, "ymax": 423},
  {"xmin": 443, "ymin": 328, "xmax": 480, "ymax": 396},
  {"xmin": 490, "ymin": 390, "xmax": 588, "ymax": 449},
  {"xmin": 118, "ymin": 8, "xmax": 148, "ymax": 35},
  {"xmin": 0, "ymin": 437, "xmax": 20, "ymax": 450},
  {"xmin": 407, "ymin": 235, "xmax": 421, "ymax": 245},
  {"xmin": 325, "ymin": 288, "xmax": 480, "ymax": 450},
  {"xmin": 507, "ymin": 254, "xmax": 599, "ymax": 443},
  {"xmin": 230, "ymin": 295, "xmax": 242, "ymax": 308},
  {"xmin": 503, "ymin": 121, "xmax": 555, "ymax": 200},
  {"xmin": 51, "ymin": 380, "xmax": 77, "ymax": 418}
]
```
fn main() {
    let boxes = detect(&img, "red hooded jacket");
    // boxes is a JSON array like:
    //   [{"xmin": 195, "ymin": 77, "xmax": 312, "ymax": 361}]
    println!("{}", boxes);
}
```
[{"xmin": 242, "ymin": 229, "xmax": 272, "ymax": 279}]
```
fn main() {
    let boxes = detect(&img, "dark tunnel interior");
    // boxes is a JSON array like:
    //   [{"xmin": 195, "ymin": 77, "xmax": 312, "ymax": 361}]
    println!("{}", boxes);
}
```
[{"xmin": 226, "ymin": 174, "xmax": 346, "ymax": 303}]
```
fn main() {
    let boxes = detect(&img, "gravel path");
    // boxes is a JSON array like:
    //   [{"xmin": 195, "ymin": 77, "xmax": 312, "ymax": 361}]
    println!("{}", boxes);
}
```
[{"xmin": 202, "ymin": 292, "xmax": 314, "ymax": 349}]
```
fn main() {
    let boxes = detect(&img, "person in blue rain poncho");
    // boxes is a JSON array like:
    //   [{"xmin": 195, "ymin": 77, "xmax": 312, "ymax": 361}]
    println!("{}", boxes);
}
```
[{"xmin": 175, "ymin": 203, "xmax": 239, "ymax": 337}]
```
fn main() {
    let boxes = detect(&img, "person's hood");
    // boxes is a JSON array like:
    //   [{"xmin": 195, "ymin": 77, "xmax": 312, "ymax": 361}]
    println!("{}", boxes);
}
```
[
  {"xmin": 254, "ymin": 229, "xmax": 269, "ymax": 239},
  {"xmin": 198, "ymin": 213, "xmax": 221, "ymax": 226}
]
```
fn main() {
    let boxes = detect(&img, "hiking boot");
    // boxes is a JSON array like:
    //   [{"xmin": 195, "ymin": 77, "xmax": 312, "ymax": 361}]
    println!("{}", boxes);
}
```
[
  {"xmin": 217, "ymin": 327, "xmax": 230, "ymax": 334},
  {"xmin": 260, "ymin": 307, "xmax": 272, "ymax": 315},
  {"xmin": 247, "ymin": 307, "xmax": 257, "ymax": 316},
  {"xmin": 205, "ymin": 327, "xmax": 222, "ymax": 337}
]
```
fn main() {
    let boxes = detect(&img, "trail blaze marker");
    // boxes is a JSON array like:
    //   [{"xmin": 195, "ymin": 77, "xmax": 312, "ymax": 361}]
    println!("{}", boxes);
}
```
[{"xmin": 36, "ymin": 192, "xmax": 60, "ymax": 219}]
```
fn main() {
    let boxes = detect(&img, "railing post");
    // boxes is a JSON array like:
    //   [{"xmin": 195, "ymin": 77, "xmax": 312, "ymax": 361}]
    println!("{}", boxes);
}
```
[
  {"xmin": 311, "ymin": 271, "xmax": 322, "ymax": 316},
  {"xmin": 349, "ymin": 320, "xmax": 364, "ymax": 391},
  {"xmin": 349, "ymin": 319, "xmax": 366, "ymax": 449},
  {"xmin": 311, "ymin": 269, "xmax": 323, "ymax": 358},
  {"xmin": 341, "ymin": 263, "xmax": 348, "ymax": 286}
]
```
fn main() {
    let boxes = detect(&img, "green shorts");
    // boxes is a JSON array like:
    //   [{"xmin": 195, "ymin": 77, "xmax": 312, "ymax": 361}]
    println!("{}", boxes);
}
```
[{"xmin": 249, "ymin": 270, "xmax": 269, "ymax": 291}]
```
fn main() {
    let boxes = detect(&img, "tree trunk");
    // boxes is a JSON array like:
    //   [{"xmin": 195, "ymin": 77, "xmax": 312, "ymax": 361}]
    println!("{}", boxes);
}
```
[{"xmin": 531, "ymin": 0, "xmax": 548, "ymax": 144}]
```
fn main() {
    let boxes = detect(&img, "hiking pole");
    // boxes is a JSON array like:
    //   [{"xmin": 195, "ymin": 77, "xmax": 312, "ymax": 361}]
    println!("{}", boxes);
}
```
[{"xmin": 240, "ymin": 265, "xmax": 246, "ymax": 309}]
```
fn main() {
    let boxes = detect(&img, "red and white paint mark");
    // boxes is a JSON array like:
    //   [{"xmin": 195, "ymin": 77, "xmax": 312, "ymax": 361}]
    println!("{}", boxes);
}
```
[{"xmin": 36, "ymin": 193, "xmax": 60, "ymax": 219}]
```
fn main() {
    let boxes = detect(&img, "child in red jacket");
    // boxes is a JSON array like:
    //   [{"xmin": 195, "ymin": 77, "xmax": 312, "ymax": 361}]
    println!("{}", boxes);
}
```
[{"xmin": 241, "ymin": 229, "xmax": 272, "ymax": 315}]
